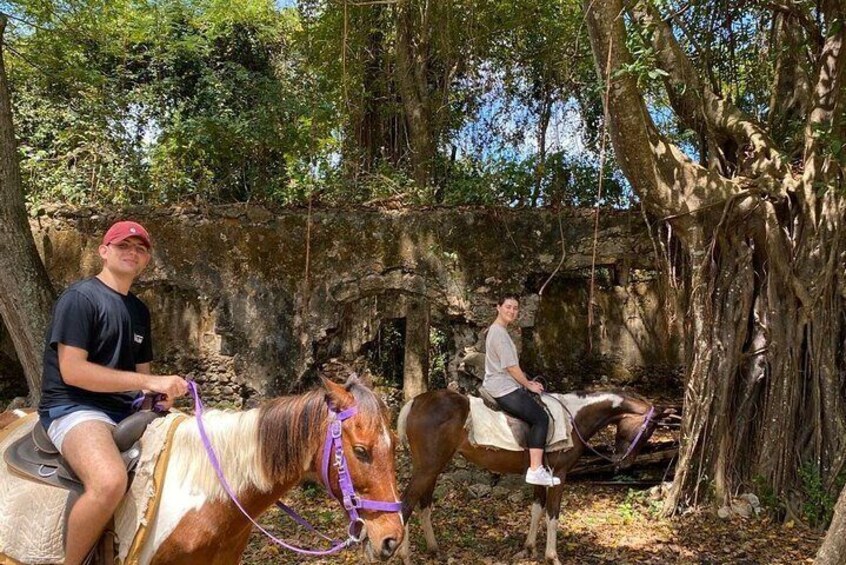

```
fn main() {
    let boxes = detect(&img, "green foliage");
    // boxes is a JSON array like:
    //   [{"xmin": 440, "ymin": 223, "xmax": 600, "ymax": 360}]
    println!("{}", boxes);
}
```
[
  {"xmin": 4, "ymin": 0, "xmax": 817, "ymax": 207},
  {"xmin": 752, "ymin": 475, "xmax": 784, "ymax": 515},
  {"xmin": 617, "ymin": 488, "xmax": 662, "ymax": 522},
  {"xmin": 7, "ymin": 0, "xmax": 334, "ymax": 206},
  {"xmin": 300, "ymin": 481, "xmax": 321, "ymax": 499},
  {"xmin": 4, "ymin": 0, "xmax": 619, "ymax": 208},
  {"xmin": 446, "ymin": 152, "xmax": 630, "ymax": 207},
  {"xmin": 364, "ymin": 319, "xmax": 405, "ymax": 388},
  {"xmin": 798, "ymin": 462, "xmax": 844, "ymax": 529},
  {"xmin": 428, "ymin": 327, "xmax": 449, "ymax": 390}
]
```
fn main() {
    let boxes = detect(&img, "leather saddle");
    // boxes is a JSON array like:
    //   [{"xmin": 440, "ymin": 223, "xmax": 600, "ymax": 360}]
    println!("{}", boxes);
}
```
[
  {"xmin": 4, "ymin": 410, "xmax": 165, "ymax": 494},
  {"xmin": 473, "ymin": 387, "xmax": 565, "ymax": 450},
  {"xmin": 3, "ymin": 410, "xmax": 165, "ymax": 565},
  {"xmin": 477, "ymin": 386, "xmax": 503, "ymax": 412}
]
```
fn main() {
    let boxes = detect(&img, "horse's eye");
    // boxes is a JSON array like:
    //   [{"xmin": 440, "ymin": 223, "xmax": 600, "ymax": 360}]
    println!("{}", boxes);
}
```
[{"xmin": 353, "ymin": 445, "xmax": 371, "ymax": 463}]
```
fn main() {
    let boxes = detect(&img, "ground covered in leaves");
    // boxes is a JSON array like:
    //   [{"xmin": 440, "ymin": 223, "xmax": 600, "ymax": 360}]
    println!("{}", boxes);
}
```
[{"xmin": 244, "ymin": 460, "xmax": 824, "ymax": 564}]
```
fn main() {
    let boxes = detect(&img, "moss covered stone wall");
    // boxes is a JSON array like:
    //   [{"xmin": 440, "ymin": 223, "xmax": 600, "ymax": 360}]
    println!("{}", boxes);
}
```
[{"xmin": 0, "ymin": 205, "xmax": 682, "ymax": 405}]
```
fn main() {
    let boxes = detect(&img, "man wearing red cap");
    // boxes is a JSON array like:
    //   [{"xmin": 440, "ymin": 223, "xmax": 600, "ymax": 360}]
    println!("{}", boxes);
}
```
[{"xmin": 37, "ymin": 220, "xmax": 188, "ymax": 565}]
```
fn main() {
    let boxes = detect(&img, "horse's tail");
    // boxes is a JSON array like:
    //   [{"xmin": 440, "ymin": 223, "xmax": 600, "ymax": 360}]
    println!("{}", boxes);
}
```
[{"xmin": 396, "ymin": 399, "xmax": 415, "ymax": 447}]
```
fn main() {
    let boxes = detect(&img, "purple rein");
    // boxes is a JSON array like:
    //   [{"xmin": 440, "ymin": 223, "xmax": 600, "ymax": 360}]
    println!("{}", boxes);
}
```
[
  {"xmin": 574, "ymin": 405, "xmax": 655, "ymax": 464},
  {"xmin": 186, "ymin": 381, "xmax": 402, "ymax": 556}
]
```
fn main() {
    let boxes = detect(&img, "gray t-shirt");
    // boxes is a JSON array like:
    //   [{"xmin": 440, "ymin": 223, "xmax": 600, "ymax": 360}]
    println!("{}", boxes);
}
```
[{"xmin": 482, "ymin": 323, "xmax": 521, "ymax": 398}]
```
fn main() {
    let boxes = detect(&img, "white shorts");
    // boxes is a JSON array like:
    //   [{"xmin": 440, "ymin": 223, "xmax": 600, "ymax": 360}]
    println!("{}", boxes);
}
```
[{"xmin": 47, "ymin": 410, "xmax": 116, "ymax": 454}]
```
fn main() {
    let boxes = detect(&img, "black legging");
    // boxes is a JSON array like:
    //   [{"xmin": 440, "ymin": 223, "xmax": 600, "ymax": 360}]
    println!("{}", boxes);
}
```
[{"xmin": 496, "ymin": 388, "xmax": 549, "ymax": 449}]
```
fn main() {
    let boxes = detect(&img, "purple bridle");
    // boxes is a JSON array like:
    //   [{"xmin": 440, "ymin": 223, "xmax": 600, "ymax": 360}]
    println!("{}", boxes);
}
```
[{"xmin": 187, "ymin": 381, "xmax": 402, "ymax": 556}]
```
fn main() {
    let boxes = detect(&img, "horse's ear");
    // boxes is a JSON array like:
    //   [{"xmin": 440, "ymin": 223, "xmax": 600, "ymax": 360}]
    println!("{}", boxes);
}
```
[{"xmin": 322, "ymin": 377, "xmax": 354, "ymax": 410}]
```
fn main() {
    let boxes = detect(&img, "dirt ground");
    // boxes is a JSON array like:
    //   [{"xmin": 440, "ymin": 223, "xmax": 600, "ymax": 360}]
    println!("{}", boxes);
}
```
[{"xmin": 243, "ymin": 460, "xmax": 824, "ymax": 564}]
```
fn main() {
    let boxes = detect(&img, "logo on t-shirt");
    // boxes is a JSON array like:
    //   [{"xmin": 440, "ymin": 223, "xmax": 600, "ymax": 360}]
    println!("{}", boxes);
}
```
[{"xmin": 134, "ymin": 333, "xmax": 144, "ymax": 344}]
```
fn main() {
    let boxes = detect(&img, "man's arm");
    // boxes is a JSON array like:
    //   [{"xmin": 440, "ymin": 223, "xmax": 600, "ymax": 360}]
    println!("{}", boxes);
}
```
[
  {"xmin": 59, "ymin": 344, "xmax": 187, "ymax": 399},
  {"xmin": 60, "ymin": 344, "xmax": 148, "ymax": 392}
]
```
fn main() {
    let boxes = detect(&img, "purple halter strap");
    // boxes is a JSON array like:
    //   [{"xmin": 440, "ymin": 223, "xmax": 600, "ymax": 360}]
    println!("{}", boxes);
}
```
[
  {"xmin": 187, "ymin": 381, "xmax": 402, "ymax": 556},
  {"xmin": 317, "ymin": 405, "xmax": 403, "ymax": 525}
]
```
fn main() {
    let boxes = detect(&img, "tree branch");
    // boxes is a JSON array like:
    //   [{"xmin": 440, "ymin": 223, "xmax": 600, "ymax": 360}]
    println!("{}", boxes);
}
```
[
  {"xmin": 581, "ymin": 0, "xmax": 740, "ymax": 231},
  {"xmin": 802, "ymin": 14, "xmax": 846, "ymax": 191},
  {"xmin": 759, "ymin": 0, "xmax": 821, "ymax": 40},
  {"xmin": 767, "ymin": 12, "xmax": 812, "ymax": 157},
  {"xmin": 631, "ymin": 1, "xmax": 792, "ymax": 183}
]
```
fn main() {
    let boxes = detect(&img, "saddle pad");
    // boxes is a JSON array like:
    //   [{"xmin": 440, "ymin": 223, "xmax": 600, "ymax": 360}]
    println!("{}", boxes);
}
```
[
  {"xmin": 118, "ymin": 413, "xmax": 186, "ymax": 563},
  {"xmin": 466, "ymin": 395, "xmax": 573, "ymax": 452},
  {"xmin": 0, "ymin": 412, "xmax": 185, "ymax": 564},
  {"xmin": 0, "ymin": 415, "xmax": 63, "ymax": 563}
]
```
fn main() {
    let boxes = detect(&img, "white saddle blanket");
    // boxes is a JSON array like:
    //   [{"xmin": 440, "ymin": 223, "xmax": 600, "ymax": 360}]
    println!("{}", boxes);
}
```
[
  {"xmin": 466, "ymin": 395, "xmax": 573, "ymax": 452},
  {"xmin": 0, "ymin": 412, "xmax": 183, "ymax": 564}
]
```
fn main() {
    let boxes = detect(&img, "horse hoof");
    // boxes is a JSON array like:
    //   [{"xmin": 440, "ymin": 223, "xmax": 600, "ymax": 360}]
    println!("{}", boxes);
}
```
[{"xmin": 545, "ymin": 554, "xmax": 561, "ymax": 565}]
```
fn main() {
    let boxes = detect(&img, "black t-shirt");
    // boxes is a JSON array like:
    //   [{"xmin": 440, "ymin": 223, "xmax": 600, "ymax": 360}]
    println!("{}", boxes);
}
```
[{"xmin": 38, "ymin": 277, "xmax": 153, "ymax": 429}]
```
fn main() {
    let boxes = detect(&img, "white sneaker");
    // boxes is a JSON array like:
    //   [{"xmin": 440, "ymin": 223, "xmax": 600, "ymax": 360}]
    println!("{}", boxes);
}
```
[{"xmin": 525, "ymin": 466, "xmax": 561, "ymax": 486}]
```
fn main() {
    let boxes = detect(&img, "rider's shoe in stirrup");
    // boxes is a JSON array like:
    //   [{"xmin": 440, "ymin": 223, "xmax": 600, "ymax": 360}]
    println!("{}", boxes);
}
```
[{"xmin": 525, "ymin": 466, "xmax": 561, "ymax": 486}]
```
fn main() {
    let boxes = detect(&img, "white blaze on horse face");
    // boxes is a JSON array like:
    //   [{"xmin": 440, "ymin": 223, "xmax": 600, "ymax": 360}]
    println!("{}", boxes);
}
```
[
  {"xmin": 560, "ymin": 393, "xmax": 622, "ymax": 419},
  {"xmin": 381, "ymin": 422, "xmax": 402, "ymax": 503},
  {"xmin": 380, "ymin": 421, "xmax": 404, "ymax": 524},
  {"xmin": 381, "ymin": 424, "xmax": 393, "ymax": 456},
  {"xmin": 381, "ymin": 424, "xmax": 405, "ymax": 524},
  {"xmin": 12, "ymin": 409, "xmax": 27, "ymax": 418}
]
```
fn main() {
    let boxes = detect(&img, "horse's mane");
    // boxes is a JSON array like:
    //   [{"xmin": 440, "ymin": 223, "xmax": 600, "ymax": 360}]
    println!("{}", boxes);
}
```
[
  {"xmin": 256, "ymin": 388, "xmax": 327, "ymax": 488},
  {"xmin": 167, "ymin": 408, "xmax": 274, "ymax": 502}
]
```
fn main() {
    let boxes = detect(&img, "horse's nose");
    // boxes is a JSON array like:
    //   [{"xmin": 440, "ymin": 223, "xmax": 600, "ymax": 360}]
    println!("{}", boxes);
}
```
[{"xmin": 380, "ymin": 537, "xmax": 398, "ymax": 559}]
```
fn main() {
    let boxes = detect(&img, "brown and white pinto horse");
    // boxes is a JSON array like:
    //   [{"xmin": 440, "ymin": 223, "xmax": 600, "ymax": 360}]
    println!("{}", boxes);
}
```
[
  {"xmin": 397, "ymin": 389, "xmax": 668, "ymax": 565},
  {"xmin": 0, "ymin": 376, "xmax": 403, "ymax": 564}
]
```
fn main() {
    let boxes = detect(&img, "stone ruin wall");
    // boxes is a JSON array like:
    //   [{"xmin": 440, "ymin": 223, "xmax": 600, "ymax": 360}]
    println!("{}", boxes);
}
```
[{"xmin": 0, "ymin": 205, "xmax": 684, "ymax": 406}]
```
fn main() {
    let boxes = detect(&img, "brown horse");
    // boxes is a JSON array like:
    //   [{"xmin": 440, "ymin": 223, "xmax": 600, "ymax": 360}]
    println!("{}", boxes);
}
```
[
  {"xmin": 0, "ymin": 375, "xmax": 403, "ymax": 564},
  {"xmin": 397, "ymin": 389, "xmax": 668, "ymax": 564}
]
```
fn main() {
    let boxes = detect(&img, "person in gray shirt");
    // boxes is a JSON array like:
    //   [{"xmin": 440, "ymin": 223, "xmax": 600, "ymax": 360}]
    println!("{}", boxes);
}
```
[{"xmin": 482, "ymin": 295, "xmax": 560, "ymax": 486}]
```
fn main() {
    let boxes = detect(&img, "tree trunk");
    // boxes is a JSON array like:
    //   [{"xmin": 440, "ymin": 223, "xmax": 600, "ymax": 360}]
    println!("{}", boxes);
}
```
[
  {"xmin": 345, "ymin": 4, "xmax": 408, "ymax": 178},
  {"xmin": 395, "ymin": 0, "xmax": 436, "ymax": 190},
  {"xmin": 531, "ymin": 91, "xmax": 552, "ymax": 207},
  {"xmin": 581, "ymin": 0, "xmax": 846, "ymax": 520},
  {"xmin": 0, "ymin": 16, "xmax": 55, "ymax": 403},
  {"xmin": 816, "ymin": 485, "xmax": 846, "ymax": 565}
]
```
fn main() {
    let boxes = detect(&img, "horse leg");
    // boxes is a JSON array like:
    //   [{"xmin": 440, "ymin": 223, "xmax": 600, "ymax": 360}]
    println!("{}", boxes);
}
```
[
  {"xmin": 543, "ymin": 480, "xmax": 565, "ymax": 565},
  {"xmin": 514, "ymin": 486, "xmax": 547, "ymax": 559},
  {"xmin": 399, "ymin": 461, "xmax": 451, "ymax": 562},
  {"xmin": 399, "ymin": 434, "xmax": 463, "ymax": 561}
]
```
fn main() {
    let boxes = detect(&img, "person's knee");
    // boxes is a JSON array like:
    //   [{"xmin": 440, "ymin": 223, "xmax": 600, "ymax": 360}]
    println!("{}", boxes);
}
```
[
  {"xmin": 85, "ymin": 466, "xmax": 128, "ymax": 505},
  {"xmin": 528, "ymin": 409, "xmax": 549, "ymax": 428}
]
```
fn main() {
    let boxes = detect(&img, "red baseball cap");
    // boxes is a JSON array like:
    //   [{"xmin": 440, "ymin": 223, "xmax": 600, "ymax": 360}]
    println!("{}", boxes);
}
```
[{"xmin": 102, "ymin": 221, "xmax": 152, "ymax": 248}]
